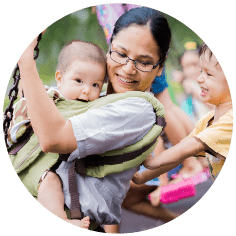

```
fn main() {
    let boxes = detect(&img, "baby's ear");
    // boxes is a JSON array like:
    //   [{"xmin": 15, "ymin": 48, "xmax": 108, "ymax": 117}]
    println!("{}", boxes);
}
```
[{"xmin": 55, "ymin": 70, "xmax": 62, "ymax": 85}]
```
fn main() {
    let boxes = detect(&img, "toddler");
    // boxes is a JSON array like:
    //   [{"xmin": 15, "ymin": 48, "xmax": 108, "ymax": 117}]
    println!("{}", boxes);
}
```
[{"xmin": 133, "ymin": 43, "xmax": 232, "ymax": 192}]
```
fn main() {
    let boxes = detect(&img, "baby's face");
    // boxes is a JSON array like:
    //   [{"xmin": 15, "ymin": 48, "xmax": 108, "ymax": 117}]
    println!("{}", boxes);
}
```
[
  {"xmin": 56, "ymin": 60, "xmax": 105, "ymax": 101},
  {"xmin": 197, "ymin": 51, "xmax": 231, "ymax": 106}
]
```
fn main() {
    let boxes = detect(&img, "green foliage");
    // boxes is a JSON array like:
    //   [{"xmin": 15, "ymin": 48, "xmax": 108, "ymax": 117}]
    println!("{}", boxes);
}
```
[
  {"xmin": 4, "ymin": 5, "xmax": 202, "ymax": 110},
  {"xmin": 36, "ymin": 7, "xmax": 108, "ymax": 85}
]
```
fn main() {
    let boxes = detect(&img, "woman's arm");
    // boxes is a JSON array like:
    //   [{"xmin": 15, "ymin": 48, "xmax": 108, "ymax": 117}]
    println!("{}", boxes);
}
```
[
  {"xmin": 18, "ymin": 37, "xmax": 156, "ymax": 156},
  {"xmin": 67, "ymin": 96, "xmax": 156, "ymax": 160},
  {"xmin": 133, "ymin": 137, "xmax": 205, "ymax": 185},
  {"xmin": 143, "ymin": 137, "xmax": 205, "ymax": 174},
  {"xmin": 18, "ymin": 36, "xmax": 77, "ymax": 154},
  {"xmin": 155, "ymin": 88, "xmax": 195, "ymax": 144}
]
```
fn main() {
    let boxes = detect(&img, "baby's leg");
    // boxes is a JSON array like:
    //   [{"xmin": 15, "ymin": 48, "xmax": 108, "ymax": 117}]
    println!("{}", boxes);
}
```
[{"xmin": 38, "ymin": 171, "xmax": 90, "ymax": 228}]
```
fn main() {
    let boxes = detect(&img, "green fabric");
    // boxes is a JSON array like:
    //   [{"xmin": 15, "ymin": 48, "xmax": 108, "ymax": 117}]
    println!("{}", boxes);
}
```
[{"xmin": 10, "ymin": 90, "xmax": 165, "ymax": 196}]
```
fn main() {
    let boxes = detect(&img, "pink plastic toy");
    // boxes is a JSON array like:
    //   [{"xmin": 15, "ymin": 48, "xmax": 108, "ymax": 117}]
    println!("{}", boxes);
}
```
[{"xmin": 160, "ymin": 178, "xmax": 196, "ymax": 204}]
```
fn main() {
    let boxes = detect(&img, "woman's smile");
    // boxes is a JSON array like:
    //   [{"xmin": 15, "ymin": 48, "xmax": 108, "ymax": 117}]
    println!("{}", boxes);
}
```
[{"xmin": 117, "ymin": 74, "xmax": 137, "ymax": 84}]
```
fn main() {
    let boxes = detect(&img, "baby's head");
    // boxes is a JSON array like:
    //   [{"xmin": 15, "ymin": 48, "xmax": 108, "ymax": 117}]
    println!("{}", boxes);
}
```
[
  {"xmin": 56, "ymin": 40, "xmax": 107, "ymax": 101},
  {"xmin": 197, "ymin": 43, "xmax": 231, "ymax": 106}
]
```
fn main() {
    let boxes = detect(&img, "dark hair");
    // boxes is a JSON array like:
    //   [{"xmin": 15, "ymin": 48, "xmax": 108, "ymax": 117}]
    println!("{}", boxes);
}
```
[
  {"xmin": 199, "ymin": 43, "xmax": 221, "ymax": 69},
  {"xmin": 57, "ymin": 39, "xmax": 106, "ymax": 75},
  {"xmin": 110, "ymin": 7, "xmax": 171, "ymax": 66},
  {"xmin": 199, "ymin": 42, "xmax": 213, "ymax": 59}
]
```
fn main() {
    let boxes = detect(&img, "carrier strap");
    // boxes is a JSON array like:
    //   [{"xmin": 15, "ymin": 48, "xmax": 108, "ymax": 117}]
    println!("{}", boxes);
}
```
[
  {"xmin": 156, "ymin": 116, "xmax": 166, "ymax": 129},
  {"xmin": 66, "ymin": 117, "xmax": 166, "ymax": 221},
  {"xmin": 60, "ymin": 134, "xmax": 158, "ymax": 176},
  {"xmin": 68, "ymin": 161, "xmax": 84, "ymax": 220},
  {"xmin": 84, "ymin": 135, "xmax": 158, "ymax": 168},
  {"xmin": 8, "ymin": 128, "xmax": 34, "ymax": 155},
  {"xmin": 59, "ymin": 116, "xmax": 166, "ymax": 176}
]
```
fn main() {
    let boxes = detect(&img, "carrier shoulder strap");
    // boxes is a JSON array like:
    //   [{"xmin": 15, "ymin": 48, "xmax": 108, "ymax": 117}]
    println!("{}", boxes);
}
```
[{"xmin": 60, "ymin": 91, "xmax": 166, "ymax": 178}]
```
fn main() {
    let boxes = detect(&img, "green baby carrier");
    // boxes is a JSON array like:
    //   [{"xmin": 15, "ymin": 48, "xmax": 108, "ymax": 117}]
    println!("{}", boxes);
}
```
[{"xmin": 7, "ymin": 88, "xmax": 166, "ymax": 226}]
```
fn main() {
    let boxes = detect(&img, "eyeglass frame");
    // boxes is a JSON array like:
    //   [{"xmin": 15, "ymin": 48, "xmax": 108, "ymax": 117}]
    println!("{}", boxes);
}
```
[{"xmin": 108, "ymin": 44, "xmax": 161, "ymax": 72}]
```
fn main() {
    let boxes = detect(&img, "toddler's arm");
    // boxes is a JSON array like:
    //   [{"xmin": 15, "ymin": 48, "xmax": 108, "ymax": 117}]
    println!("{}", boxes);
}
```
[{"xmin": 143, "ymin": 137, "xmax": 205, "ymax": 176}]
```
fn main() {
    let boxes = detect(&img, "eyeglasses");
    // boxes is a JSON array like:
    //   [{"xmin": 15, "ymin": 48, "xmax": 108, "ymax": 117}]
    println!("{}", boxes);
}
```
[{"xmin": 109, "ymin": 46, "xmax": 160, "ymax": 72}]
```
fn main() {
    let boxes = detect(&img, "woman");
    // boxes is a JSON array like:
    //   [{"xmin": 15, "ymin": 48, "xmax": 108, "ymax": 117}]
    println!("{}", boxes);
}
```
[
  {"xmin": 93, "ymin": 4, "xmax": 203, "ymax": 233},
  {"xmin": 18, "ymin": 7, "xmax": 176, "ymax": 232}
]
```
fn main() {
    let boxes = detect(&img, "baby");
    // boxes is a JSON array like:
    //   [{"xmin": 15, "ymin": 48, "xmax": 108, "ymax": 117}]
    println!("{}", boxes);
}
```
[{"xmin": 14, "ymin": 40, "xmax": 107, "ymax": 228}]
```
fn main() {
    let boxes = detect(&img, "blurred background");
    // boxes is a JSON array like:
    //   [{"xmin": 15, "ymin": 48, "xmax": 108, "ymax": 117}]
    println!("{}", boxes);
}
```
[{"xmin": 3, "ymin": 5, "xmax": 202, "ymax": 109}]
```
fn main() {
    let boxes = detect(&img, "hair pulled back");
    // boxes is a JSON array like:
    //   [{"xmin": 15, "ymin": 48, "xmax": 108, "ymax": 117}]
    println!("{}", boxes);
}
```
[{"xmin": 111, "ymin": 7, "xmax": 171, "ymax": 66}]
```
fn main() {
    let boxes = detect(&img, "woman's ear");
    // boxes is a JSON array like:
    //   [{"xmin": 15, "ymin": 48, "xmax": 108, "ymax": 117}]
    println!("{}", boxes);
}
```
[
  {"xmin": 156, "ymin": 65, "xmax": 164, "ymax": 77},
  {"xmin": 55, "ymin": 70, "xmax": 62, "ymax": 87}
]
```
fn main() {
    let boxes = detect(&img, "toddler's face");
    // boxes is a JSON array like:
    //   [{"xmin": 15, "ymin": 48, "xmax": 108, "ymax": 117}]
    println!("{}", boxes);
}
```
[
  {"xmin": 197, "ymin": 51, "xmax": 231, "ymax": 106},
  {"xmin": 56, "ymin": 60, "xmax": 105, "ymax": 101}
]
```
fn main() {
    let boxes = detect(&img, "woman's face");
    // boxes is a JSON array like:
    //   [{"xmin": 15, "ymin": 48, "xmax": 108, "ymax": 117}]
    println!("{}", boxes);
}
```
[{"xmin": 107, "ymin": 25, "xmax": 163, "ymax": 94}]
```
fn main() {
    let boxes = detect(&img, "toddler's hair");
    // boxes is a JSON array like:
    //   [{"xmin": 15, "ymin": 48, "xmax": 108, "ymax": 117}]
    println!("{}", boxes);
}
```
[
  {"xmin": 199, "ymin": 42, "xmax": 220, "ymax": 65},
  {"xmin": 199, "ymin": 42, "xmax": 213, "ymax": 59},
  {"xmin": 57, "ymin": 40, "xmax": 106, "ymax": 75}
]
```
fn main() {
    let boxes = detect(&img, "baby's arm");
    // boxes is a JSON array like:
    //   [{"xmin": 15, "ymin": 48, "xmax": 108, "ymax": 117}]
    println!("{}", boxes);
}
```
[{"xmin": 141, "ymin": 137, "xmax": 205, "ymax": 179}]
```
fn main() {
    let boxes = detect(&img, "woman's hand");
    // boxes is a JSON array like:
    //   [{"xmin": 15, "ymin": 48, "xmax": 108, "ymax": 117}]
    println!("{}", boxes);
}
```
[
  {"xmin": 18, "ymin": 38, "xmax": 37, "ymax": 66},
  {"xmin": 132, "ymin": 154, "xmax": 155, "ymax": 185},
  {"xmin": 132, "ymin": 172, "xmax": 144, "ymax": 185},
  {"xmin": 18, "ymin": 30, "xmax": 46, "ymax": 68},
  {"xmin": 142, "ymin": 154, "xmax": 154, "ymax": 169},
  {"xmin": 16, "ymin": 29, "xmax": 77, "ymax": 154}
]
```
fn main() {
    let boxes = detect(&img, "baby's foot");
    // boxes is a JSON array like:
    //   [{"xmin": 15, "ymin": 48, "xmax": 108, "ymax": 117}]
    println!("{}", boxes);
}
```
[
  {"xmin": 148, "ymin": 187, "xmax": 161, "ymax": 207},
  {"xmin": 65, "ymin": 216, "xmax": 90, "ymax": 229}
]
